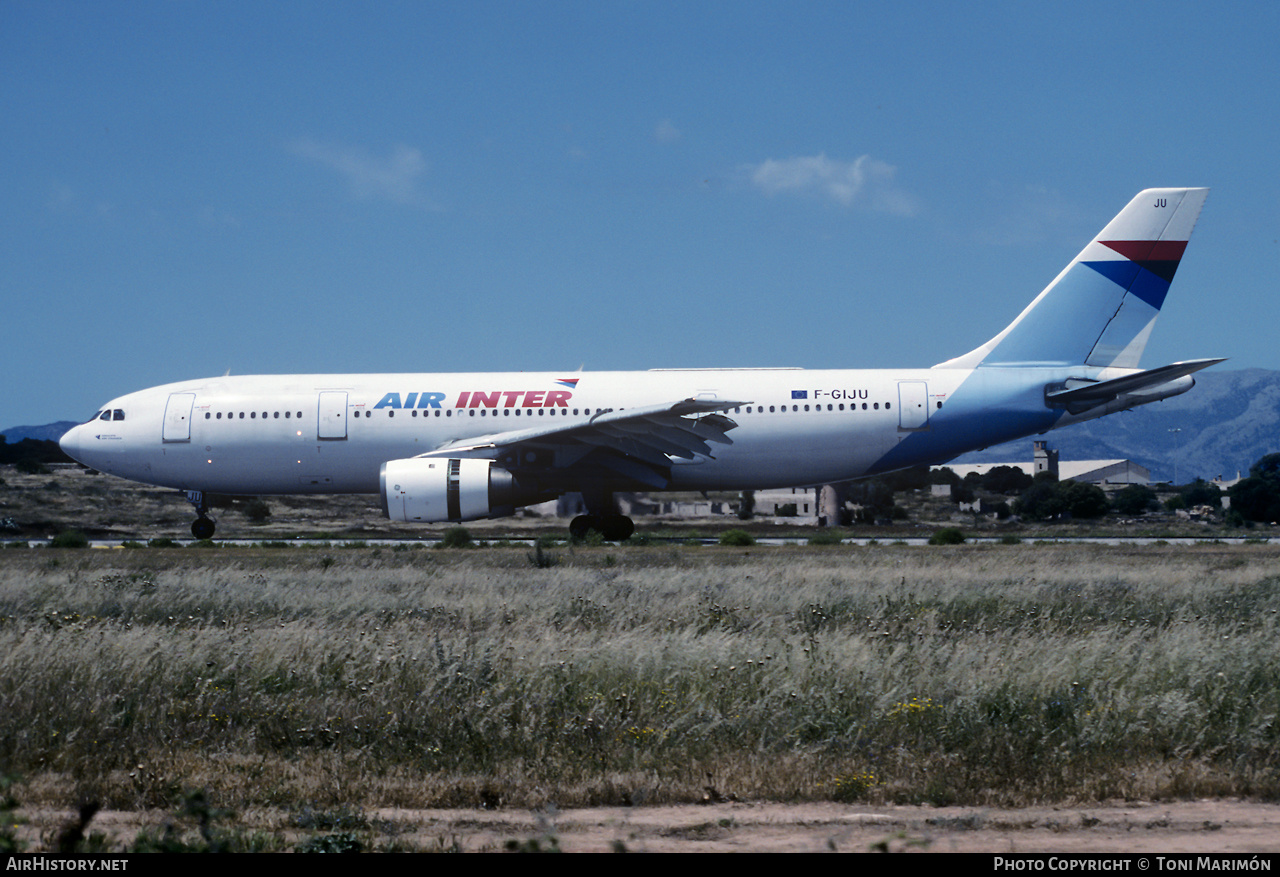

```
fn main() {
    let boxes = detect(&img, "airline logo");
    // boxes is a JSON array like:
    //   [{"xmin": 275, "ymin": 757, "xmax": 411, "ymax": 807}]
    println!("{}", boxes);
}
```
[
  {"xmin": 373, "ymin": 389, "xmax": 574, "ymax": 410},
  {"xmin": 455, "ymin": 390, "xmax": 572, "ymax": 409},
  {"xmin": 1084, "ymin": 239, "xmax": 1188, "ymax": 311}
]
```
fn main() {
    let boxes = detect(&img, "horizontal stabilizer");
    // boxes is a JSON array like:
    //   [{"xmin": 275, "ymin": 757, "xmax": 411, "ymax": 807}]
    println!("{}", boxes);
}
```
[{"xmin": 1045, "ymin": 358, "xmax": 1224, "ymax": 412}]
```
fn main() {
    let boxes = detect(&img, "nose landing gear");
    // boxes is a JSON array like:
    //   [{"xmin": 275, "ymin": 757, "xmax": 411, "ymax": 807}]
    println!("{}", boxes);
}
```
[{"xmin": 185, "ymin": 490, "xmax": 217, "ymax": 540}]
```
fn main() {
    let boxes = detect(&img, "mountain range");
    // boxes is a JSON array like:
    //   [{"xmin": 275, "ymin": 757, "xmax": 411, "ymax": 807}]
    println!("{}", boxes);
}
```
[
  {"xmin": 1, "ymin": 422, "xmax": 79, "ymax": 444},
  {"xmin": 4, "ymin": 368, "xmax": 1277, "ymax": 485}
]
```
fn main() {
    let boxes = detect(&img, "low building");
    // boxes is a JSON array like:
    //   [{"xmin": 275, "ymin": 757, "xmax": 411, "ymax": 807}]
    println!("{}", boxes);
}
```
[
  {"xmin": 938, "ymin": 441, "xmax": 1150, "ymax": 485},
  {"xmin": 754, "ymin": 487, "xmax": 818, "ymax": 519}
]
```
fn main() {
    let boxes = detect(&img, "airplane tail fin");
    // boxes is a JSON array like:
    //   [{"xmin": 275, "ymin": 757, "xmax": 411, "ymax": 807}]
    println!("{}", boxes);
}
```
[{"xmin": 935, "ymin": 188, "xmax": 1208, "ymax": 370}]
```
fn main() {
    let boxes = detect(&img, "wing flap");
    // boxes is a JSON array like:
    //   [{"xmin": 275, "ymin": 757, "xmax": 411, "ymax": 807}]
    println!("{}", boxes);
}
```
[{"xmin": 415, "ymin": 397, "xmax": 748, "ymax": 488}]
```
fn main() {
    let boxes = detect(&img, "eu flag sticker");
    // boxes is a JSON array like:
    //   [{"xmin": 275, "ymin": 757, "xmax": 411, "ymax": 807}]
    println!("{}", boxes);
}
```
[{"xmin": 791, "ymin": 390, "xmax": 808, "ymax": 399}]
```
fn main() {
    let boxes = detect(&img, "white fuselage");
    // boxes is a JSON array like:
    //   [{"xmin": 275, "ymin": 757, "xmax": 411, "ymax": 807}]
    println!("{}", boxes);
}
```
[{"xmin": 60, "ymin": 366, "xmax": 1004, "ymax": 495}]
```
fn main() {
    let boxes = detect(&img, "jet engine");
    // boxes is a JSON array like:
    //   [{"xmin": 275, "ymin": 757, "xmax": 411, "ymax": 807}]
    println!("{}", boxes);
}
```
[{"xmin": 380, "ymin": 457, "xmax": 519, "ymax": 523}]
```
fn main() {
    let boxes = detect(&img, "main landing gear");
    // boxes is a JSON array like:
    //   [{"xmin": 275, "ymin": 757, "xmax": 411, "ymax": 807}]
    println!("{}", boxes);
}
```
[
  {"xmin": 185, "ymin": 490, "xmax": 216, "ymax": 540},
  {"xmin": 568, "ymin": 489, "xmax": 635, "ymax": 541}
]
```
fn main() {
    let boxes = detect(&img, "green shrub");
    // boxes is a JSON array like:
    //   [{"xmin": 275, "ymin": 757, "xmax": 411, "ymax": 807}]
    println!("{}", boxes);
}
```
[
  {"xmin": 296, "ymin": 832, "xmax": 363, "ymax": 854},
  {"xmin": 928, "ymin": 527, "xmax": 966, "ymax": 545},
  {"xmin": 719, "ymin": 529, "xmax": 755, "ymax": 546},
  {"xmin": 1113, "ymin": 484, "xmax": 1157, "ymax": 516},
  {"xmin": 439, "ymin": 526, "xmax": 473, "ymax": 549},
  {"xmin": 241, "ymin": 498, "xmax": 272, "ymax": 522},
  {"xmin": 50, "ymin": 529, "xmax": 88, "ymax": 548}
]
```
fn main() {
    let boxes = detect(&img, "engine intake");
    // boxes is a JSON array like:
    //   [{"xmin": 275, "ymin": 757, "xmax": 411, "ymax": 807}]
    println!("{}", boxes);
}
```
[{"xmin": 380, "ymin": 457, "xmax": 517, "ymax": 523}]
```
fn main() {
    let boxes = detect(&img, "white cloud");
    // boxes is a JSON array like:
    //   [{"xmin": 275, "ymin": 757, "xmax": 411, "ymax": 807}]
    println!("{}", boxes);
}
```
[
  {"xmin": 743, "ymin": 153, "xmax": 916, "ymax": 214},
  {"xmin": 654, "ymin": 119, "xmax": 682, "ymax": 144},
  {"xmin": 289, "ymin": 139, "xmax": 432, "ymax": 206}
]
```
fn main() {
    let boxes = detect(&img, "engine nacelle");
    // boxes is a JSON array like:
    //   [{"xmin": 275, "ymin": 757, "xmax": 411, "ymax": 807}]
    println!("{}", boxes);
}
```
[{"xmin": 380, "ymin": 457, "xmax": 517, "ymax": 523}]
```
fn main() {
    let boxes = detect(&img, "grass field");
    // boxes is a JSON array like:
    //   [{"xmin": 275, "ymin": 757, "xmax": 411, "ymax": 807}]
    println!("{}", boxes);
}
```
[{"xmin": 4, "ymin": 538, "xmax": 1280, "ymax": 837}]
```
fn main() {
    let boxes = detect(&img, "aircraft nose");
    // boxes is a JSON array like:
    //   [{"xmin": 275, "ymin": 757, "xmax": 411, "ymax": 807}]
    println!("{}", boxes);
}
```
[{"xmin": 59, "ymin": 425, "xmax": 82, "ymax": 462}]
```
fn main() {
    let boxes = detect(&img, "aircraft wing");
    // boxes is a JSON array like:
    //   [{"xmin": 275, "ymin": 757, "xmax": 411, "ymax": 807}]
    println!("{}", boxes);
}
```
[
  {"xmin": 416, "ymin": 397, "xmax": 748, "ymax": 488},
  {"xmin": 1045, "ymin": 358, "xmax": 1224, "ymax": 413}
]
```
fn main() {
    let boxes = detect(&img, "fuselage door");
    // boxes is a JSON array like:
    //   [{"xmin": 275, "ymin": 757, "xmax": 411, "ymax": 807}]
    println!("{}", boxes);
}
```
[
  {"xmin": 318, "ymin": 392, "xmax": 348, "ymax": 440},
  {"xmin": 897, "ymin": 381, "xmax": 929, "ymax": 431},
  {"xmin": 162, "ymin": 393, "xmax": 196, "ymax": 442}
]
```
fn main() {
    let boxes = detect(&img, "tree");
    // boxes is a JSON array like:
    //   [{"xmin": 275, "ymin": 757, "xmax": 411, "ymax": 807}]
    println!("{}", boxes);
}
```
[
  {"xmin": 848, "ymin": 479, "xmax": 897, "ymax": 523},
  {"xmin": 1013, "ymin": 479, "xmax": 1109, "ymax": 521},
  {"xmin": 1179, "ymin": 478, "xmax": 1222, "ymax": 509},
  {"xmin": 981, "ymin": 465, "xmax": 1033, "ymax": 495},
  {"xmin": 1113, "ymin": 484, "xmax": 1157, "ymax": 516},
  {"xmin": 932, "ymin": 467, "xmax": 973, "ymax": 503},
  {"xmin": 1059, "ymin": 481, "xmax": 1110, "ymax": 519},
  {"xmin": 1012, "ymin": 480, "xmax": 1064, "ymax": 520},
  {"xmin": 1249, "ymin": 452, "xmax": 1280, "ymax": 481},
  {"xmin": 881, "ymin": 466, "xmax": 930, "ymax": 493},
  {"xmin": 1228, "ymin": 455, "xmax": 1280, "ymax": 523}
]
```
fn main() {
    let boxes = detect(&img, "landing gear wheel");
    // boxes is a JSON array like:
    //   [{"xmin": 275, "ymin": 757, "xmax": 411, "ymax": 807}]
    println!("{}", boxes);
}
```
[
  {"xmin": 569, "ymin": 514, "xmax": 634, "ymax": 542},
  {"xmin": 602, "ymin": 514, "xmax": 634, "ymax": 542},
  {"xmin": 569, "ymin": 514, "xmax": 603, "ymax": 541},
  {"xmin": 191, "ymin": 517, "xmax": 216, "ymax": 540}
]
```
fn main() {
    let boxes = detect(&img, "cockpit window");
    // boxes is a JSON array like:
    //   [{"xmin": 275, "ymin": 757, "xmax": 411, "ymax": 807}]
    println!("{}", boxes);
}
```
[
  {"xmin": 98, "ymin": 411, "xmax": 111, "ymax": 422},
  {"xmin": 112, "ymin": 409, "xmax": 125, "ymax": 421},
  {"xmin": 86, "ymin": 410, "xmax": 103, "ymax": 423}
]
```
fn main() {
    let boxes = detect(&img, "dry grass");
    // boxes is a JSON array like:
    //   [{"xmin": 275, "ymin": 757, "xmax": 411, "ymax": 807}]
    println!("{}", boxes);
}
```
[{"xmin": 3, "ymin": 541, "xmax": 1280, "ymax": 830}]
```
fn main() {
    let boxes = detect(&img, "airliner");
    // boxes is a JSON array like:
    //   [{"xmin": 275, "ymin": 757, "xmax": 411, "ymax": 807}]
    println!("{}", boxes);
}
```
[{"xmin": 60, "ymin": 188, "xmax": 1221, "ymax": 540}]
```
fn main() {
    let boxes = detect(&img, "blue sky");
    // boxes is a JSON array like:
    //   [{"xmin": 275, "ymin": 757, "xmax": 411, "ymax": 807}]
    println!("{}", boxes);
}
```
[{"xmin": 3, "ymin": 1, "xmax": 1276, "ymax": 426}]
